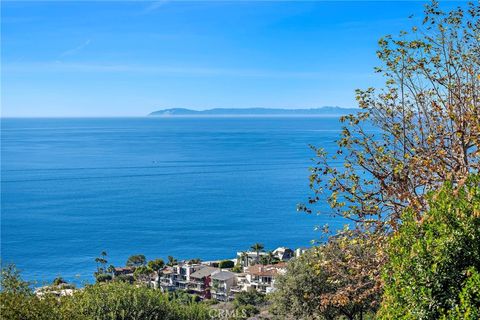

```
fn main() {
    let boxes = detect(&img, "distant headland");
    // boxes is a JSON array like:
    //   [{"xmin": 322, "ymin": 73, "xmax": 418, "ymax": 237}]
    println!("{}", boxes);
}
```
[{"xmin": 148, "ymin": 107, "xmax": 359, "ymax": 117}]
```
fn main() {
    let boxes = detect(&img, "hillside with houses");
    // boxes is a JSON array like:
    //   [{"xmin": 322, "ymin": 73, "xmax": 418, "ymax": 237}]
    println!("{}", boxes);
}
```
[{"xmin": 109, "ymin": 246, "xmax": 306, "ymax": 302}]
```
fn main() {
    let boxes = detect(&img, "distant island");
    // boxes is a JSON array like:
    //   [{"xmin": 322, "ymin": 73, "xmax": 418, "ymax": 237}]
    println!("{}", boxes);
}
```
[{"xmin": 148, "ymin": 107, "xmax": 359, "ymax": 117}]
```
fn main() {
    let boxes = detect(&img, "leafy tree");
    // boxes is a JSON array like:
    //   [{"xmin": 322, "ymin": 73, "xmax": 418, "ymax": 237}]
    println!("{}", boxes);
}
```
[
  {"xmin": 294, "ymin": 2, "xmax": 480, "ymax": 317},
  {"xmin": 94, "ymin": 251, "xmax": 108, "ymax": 275},
  {"xmin": 113, "ymin": 274, "xmax": 134, "ymax": 284},
  {"xmin": 1, "ymin": 293, "xmax": 65, "ymax": 320},
  {"xmin": 271, "ymin": 240, "xmax": 381, "ymax": 320},
  {"xmin": 148, "ymin": 258, "xmax": 165, "ymax": 272},
  {"xmin": 231, "ymin": 264, "xmax": 243, "ymax": 273},
  {"xmin": 444, "ymin": 268, "xmax": 480, "ymax": 320},
  {"xmin": 301, "ymin": 1, "xmax": 480, "ymax": 232},
  {"xmin": 126, "ymin": 254, "xmax": 147, "ymax": 268},
  {"xmin": 168, "ymin": 290, "xmax": 201, "ymax": 304},
  {"xmin": 0, "ymin": 265, "xmax": 68, "ymax": 320},
  {"xmin": 1, "ymin": 267, "xmax": 210, "ymax": 320},
  {"xmin": 52, "ymin": 277, "xmax": 67, "ymax": 286},
  {"xmin": 235, "ymin": 304, "xmax": 259, "ymax": 318},
  {"xmin": 188, "ymin": 258, "xmax": 201, "ymax": 264},
  {"xmin": 218, "ymin": 260, "xmax": 235, "ymax": 269},
  {"xmin": 379, "ymin": 175, "xmax": 480, "ymax": 319},
  {"xmin": 133, "ymin": 265, "xmax": 153, "ymax": 284},
  {"xmin": 270, "ymin": 249, "xmax": 337, "ymax": 320},
  {"xmin": 60, "ymin": 282, "xmax": 210, "ymax": 320},
  {"xmin": 234, "ymin": 290, "xmax": 266, "ymax": 308},
  {"xmin": 0, "ymin": 264, "xmax": 32, "ymax": 295},
  {"xmin": 95, "ymin": 273, "xmax": 112, "ymax": 283}
]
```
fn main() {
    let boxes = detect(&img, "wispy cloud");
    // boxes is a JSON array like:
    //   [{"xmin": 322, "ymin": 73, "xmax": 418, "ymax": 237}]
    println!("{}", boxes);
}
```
[
  {"xmin": 143, "ymin": 0, "xmax": 169, "ymax": 14},
  {"xmin": 59, "ymin": 39, "xmax": 91, "ymax": 58},
  {"xmin": 3, "ymin": 61, "xmax": 375, "ymax": 80}
]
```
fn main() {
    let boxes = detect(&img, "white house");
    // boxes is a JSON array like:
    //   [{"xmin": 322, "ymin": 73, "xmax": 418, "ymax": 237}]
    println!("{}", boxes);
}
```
[
  {"xmin": 244, "ymin": 263, "xmax": 287, "ymax": 293},
  {"xmin": 210, "ymin": 270, "xmax": 236, "ymax": 301}
]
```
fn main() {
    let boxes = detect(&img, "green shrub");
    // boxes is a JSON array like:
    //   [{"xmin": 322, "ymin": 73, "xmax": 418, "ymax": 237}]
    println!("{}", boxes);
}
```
[
  {"xmin": 1, "ymin": 265, "xmax": 210, "ymax": 320},
  {"xmin": 218, "ymin": 260, "xmax": 234, "ymax": 269},
  {"xmin": 61, "ymin": 282, "xmax": 210, "ymax": 320},
  {"xmin": 95, "ymin": 273, "xmax": 112, "ymax": 283},
  {"xmin": 233, "ymin": 290, "xmax": 265, "ymax": 307},
  {"xmin": 443, "ymin": 268, "xmax": 480, "ymax": 320},
  {"xmin": 113, "ymin": 273, "xmax": 134, "ymax": 284},
  {"xmin": 379, "ymin": 175, "xmax": 480, "ymax": 319},
  {"xmin": 236, "ymin": 304, "xmax": 259, "ymax": 317}
]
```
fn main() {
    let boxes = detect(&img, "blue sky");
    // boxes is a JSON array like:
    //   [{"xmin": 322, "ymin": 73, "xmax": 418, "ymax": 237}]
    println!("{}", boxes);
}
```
[{"xmin": 1, "ymin": 1, "xmax": 462, "ymax": 117}]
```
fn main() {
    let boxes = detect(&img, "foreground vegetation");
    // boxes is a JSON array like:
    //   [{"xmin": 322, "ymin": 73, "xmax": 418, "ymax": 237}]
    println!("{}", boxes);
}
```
[
  {"xmin": 1, "ymin": 1, "xmax": 479, "ymax": 319},
  {"xmin": 0, "ymin": 273, "xmax": 211, "ymax": 320},
  {"xmin": 272, "ymin": 1, "xmax": 480, "ymax": 319}
]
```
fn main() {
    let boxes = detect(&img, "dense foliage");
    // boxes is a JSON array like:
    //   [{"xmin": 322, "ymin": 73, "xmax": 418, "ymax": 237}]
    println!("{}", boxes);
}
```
[
  {"xmin": 281, "ymin": 2, "xmax": 480, "ymax": 320},
  {"xmin": 379, "ymin": 175, "xmax": 480, "ymax": 319},
  {"xmin": 218, "ymin": 260, "xmax": 235, "ymax": 269},
  {"xmin": 271, "ymin": 240, "xmax": 381, "ymax": 320},
  {"xmin": 0, "ymin": 266, "xmax": 211, "ymax": 320},
  {"xmin": 126, "ymin": 254, "xmax": 147, "ymax": 268}
]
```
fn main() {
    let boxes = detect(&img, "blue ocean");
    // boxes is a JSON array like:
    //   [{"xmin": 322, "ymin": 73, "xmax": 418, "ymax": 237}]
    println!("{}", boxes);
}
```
[{"xmin": 1, "ymin": 117, "xmax": 345, "ymax": 285}]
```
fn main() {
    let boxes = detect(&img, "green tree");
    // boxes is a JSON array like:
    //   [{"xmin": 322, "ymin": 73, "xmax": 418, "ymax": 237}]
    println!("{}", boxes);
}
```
[
  {"xmin": 444, "ymin": 268, "xmax": 480, "ymax": 320},
  {"xmin": 94, "ymin": 251, "xmax": 108, "ymax": 275},
  {"xmin": 188, "ymin": 258, "xmax": 201, "ymax": 264},
  {"xmin": 301, "ymin": 1, "xmax": 480, "ymax": 232},
  {"xmin": 0, "ymin": 264, "xmax": 32, "ymax": 295},
  {"xmin": 148, "ymin": 259, "xmax": 165, "ymax": 272},
  {"xmin": 166, "ymin": 256, "xmax": 178, "ymax": 267},
  {"xmin": 52, "ymin": 277, "xmax": 67, "ymax": 286},
  {"xmin": 270, "ymin": 249, "xmax": 338, "ymax": 320},
  {"xmin": 259, "ymin": 251, "xmax": 279, "ymax": 265},
  {"xmin": 1, "ymin": 267, "xmax": 211, "ymax": 320},
  {"xmin": 126, "ymin": 254, "xmax": 147, "ymax": 268},
  {"xmin": 234, "ymin": 290, "xmax": 265, "ymax": 308},
  {"xmin": 0, "ymin": 264, "xmax": 68, "ymax": 320},
  {"xmin": 106, "ymin": 264, "xmax": 116, "ymax": 275},
  {"xmin": 271, "ymin": 239, "xmax": 381, "ymax": 320},
  {"xmin": 218, "ymin": 260, "xmax": 235, "ymax": 269},
  {"xmin": 250, "ymin": 243, "xmax": 264, "ymax": 264},
  {"xmin": 133, "ymin": 266, "xmax": 153, "ymax": 284},
  {"xmin": 379, "ymin": 175, "xmax": 480, "ymax": 319},
  {"xmin": 60, "ymin": 282, "xmax": 210, "ymax": 320},
  {"xmin": 95, "ymin": 273, "xmax": 112, "ymax": 283}
]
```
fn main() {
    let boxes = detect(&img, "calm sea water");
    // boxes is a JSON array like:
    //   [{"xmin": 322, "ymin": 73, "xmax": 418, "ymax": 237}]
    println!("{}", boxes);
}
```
[{"xmin": 1, "ymin": 117, "xmax": 345, "ymax": 285}]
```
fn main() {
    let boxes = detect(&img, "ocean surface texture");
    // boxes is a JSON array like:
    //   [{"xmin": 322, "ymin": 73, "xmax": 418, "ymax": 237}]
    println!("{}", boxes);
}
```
[{"xmin": 1, "ymin": 117, "xmax": 345, "ymax": 285}]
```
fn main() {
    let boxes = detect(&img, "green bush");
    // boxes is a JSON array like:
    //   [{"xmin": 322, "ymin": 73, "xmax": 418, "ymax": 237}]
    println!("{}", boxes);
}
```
[
  {"xmin": 1, "ymin": 265, "xmax": 211, "ymax": 320},
  {"xmin": 443, "ymin": 268, "xmax": 480, "ymax": 320},
  {"xmin": 233, "ymin": 290, "xmax": 265, "ymax": 307},
  {"xmin": 95, "ymin": 273, "xmax": 112, "ymax": 283},
  {"xmin": 113, "ymin": 273, "xmax": 134, "ymax": 284},
  {"xmin": 236, "ymin": 304, "xmax": 259, "ymax": 317},
  {"xmin": 0, "ymin": 292, "xmax": 65, "ymax": 320},
  {"xmin": 60, "ymin": 282, "xmax": 210, "ymax": 320},
  {"xmin": 379, "ymin": 175, "xmax": 480, "ymax": 319},
  {"xmin": 218, "ymin": 260, "xmax": 234, "ymax": 269}
]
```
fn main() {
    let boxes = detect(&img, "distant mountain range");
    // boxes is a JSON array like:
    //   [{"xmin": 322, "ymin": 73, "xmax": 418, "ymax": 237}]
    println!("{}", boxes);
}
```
[{"xmin": 149, "ymin": 107, "xmax": 358, "ymax": 116}]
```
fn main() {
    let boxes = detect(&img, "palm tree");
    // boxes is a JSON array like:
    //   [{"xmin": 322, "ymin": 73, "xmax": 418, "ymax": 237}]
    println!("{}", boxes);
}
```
[
  {"xmin": 266, "ymin": 251, "xmax": 278, "ymax": 264},
  {"xmin": 250, "ymin": 243, "xmax": 264, "ymax": 264},
  {"xmin": 167, "ymin": 256, "xmax": 177, "ymax": 267},
  {"xmin": 240, "ymin": 251, "xmax": 248, "ymax": 267}
]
